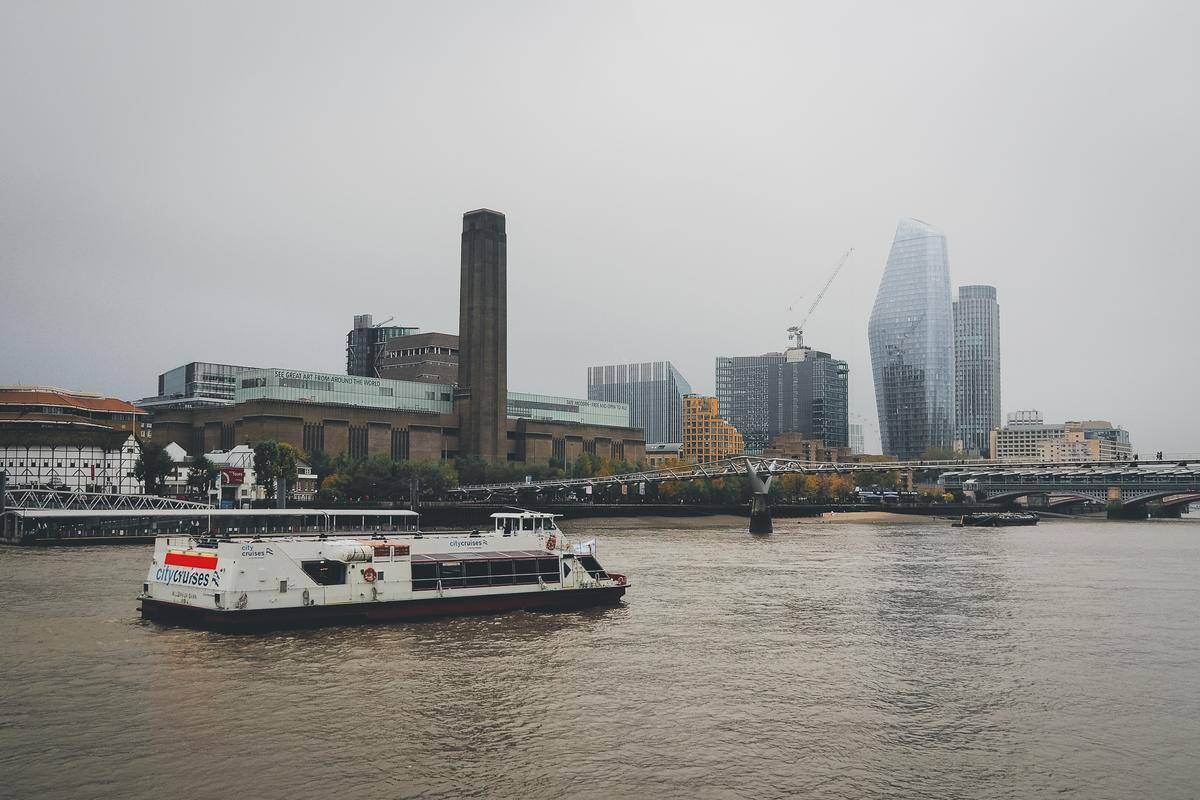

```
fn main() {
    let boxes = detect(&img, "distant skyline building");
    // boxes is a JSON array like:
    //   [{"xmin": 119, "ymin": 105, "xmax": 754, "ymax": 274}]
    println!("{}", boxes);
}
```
[
  {"xmin": 587, "ymin": 361, "xmax": 692, "ymax": 444},
  {"xmin": 954, "ymin": 285, "xmax": 1001, "ymax": 456},
  {"xmin": 868, "ymin": 218, "xmax": 956, "ymax": 460},
  {"xmin": 715, "ymin": 345, "xmax": 849, "ymax": 454},
  {"xmin": 990, "ymin": 411, "xmax": 1131, "ymax": 462},
  {"xmin": 346, "ymin": 314, "xmax": 419, "ymax": 378},
  {"xmin": 849, "ymin": 423, "xmax": 865, "ymax": 455}
]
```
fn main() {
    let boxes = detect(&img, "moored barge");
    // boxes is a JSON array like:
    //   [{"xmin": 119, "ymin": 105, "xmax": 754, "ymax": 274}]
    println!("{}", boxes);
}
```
[{"xmin": 139, "ymin": 511, "xmax": 627, "ymax": 630}]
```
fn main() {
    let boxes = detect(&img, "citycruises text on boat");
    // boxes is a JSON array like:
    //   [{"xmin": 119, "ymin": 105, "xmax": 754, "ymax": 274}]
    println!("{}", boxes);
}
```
[{"xmin": 138, "ymin": 510, "xmax": 628, "ymax": 630}]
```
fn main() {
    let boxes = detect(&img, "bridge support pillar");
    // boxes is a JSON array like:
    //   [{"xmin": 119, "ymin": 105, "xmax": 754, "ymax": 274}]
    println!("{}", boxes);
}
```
[
  {"xmin": 749, "ymin": 493, "xmax": 772, "ymax": 534},
  {"xmin": 1107, "ymin": 503, "xmax": 1149, "ymax": 520},
  {"xmin": 746, "ymin": 469, "xmax": 774, "ymax": 534}
]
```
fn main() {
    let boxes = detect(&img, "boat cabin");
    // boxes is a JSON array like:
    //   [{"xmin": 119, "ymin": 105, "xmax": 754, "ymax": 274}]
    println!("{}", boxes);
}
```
[{"xmin": 492, "ymin": 511, "xmax": 559, "ymax": 536}]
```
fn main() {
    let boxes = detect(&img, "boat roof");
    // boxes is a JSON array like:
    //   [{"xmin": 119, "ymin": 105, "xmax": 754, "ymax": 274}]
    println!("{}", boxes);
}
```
[
  {"xmin": 412, "ymin": 550, "xmax": 557, "ymax": 561},
  {"xmin": 490, "ymin": 511, "xmax": 560, "ymax": 519},
  {"xmin": 3, "ymin": 508, "xmax": 419, "ymax": 520}
]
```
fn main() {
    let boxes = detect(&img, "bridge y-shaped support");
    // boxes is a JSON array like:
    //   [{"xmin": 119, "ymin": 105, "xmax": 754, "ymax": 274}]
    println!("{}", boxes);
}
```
[{"xmin": 746, "ymin": 467, "xmax": 774, "ymax": 534}]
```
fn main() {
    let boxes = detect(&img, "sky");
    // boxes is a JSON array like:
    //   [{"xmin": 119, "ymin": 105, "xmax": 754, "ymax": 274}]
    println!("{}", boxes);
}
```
[{"xmin": 2, "ymin": 0, "xmax": 1197, "ymax": 456}]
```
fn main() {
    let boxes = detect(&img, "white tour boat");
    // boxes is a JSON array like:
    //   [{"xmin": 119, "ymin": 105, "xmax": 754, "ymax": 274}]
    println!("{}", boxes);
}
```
[{"xmin": 138, "ymin": 510, "xmax": 628, "ymax": 630}]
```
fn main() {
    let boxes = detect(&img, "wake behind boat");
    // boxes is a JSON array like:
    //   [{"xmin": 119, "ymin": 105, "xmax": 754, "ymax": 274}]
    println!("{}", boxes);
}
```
[{"xmin": 139, "ymin": 510, "xmax": 628, "ymax": 631}]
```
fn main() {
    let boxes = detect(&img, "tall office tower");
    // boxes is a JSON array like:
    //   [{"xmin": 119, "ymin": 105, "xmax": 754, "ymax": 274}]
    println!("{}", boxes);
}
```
[
  {"xmin": 867, "ymin": 218, "xmax": 956, "ymax": 460},
  {"xmin": 715, "ymin": 346, "xmax": 849, "ymax": 454},
  {"xmin": 954, "ymin": 285, "xmax": 1001, "ymax": 456},
  {"xmin": 586, "ymin": 361, "xmax": 692, "ymax": 444},
  {"xmin": 716, "ymin": 354, "xmax": 779, "ymax": 453},
  {"xmin": 456, "ymin": 209, "xmax": 508, "ymax": 462},
  {"xmin": 346, "ymin": 314, "xmax": 419, "ymax": 377}
]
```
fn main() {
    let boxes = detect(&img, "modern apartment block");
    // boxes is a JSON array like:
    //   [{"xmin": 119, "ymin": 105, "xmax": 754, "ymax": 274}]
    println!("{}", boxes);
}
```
[
  {"xmin": 990, "ymin": 411, "xmax": 1132, "ymax": 462},
  {"xmin": 868, "ymin": 218, "xmax": 956, "ymax": 460},
  {"xmin": 715, "ymin": 345, "xmax": 848, "ymax": 454},
  {"xmin": 586, "ymin": 361, "xmax": 692, "ymax": 444},
  {"xmin": 681, "ymin": 395, "xmax": 744, "ymax": 464},
  {"xmin": 954, "ymin": 285, "xmax": 1001, "ymax": 456},
  {"xmin": 346, "ymin": 314, "xmax": 419, "ymax": 378}
]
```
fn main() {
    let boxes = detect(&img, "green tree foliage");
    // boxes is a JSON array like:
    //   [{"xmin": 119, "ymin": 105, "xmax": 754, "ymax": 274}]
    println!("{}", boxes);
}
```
[
  {"xmin": 254, "ymin": 441, "xmax": 280, "ymax": 498},
  {"xmin": 305, "ymin": 450, "xmax": 335, "ymax": 490},
  {"xmin": 187, "ymin": 454, "xmax": 220, "ymax": 497},
  {"xmin": 133, "ymin": 440, "xmax": 173, "ymax": 495},
  {"xmin": 321, "ymin": 456, "xmax": 459, "ymax": 503},
  {"xmin": 254, "ymin": 441, "xmax": 302, "ymax": 498}
]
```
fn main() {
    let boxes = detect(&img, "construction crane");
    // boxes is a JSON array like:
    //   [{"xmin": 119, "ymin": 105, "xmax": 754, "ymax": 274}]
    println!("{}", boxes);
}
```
[
  {"xmin": 787, "ymin": 248, "xmax": 853, "ymax": 350},
  {"xmin": 373, "ymin": 316, "xmax": 395, "ymax": 328}
]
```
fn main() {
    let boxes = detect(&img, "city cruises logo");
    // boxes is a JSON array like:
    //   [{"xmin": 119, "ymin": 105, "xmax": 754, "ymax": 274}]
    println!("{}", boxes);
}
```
[{"xmin": 155, "ymin": 551, "xmax": 220, "ymax": 588}]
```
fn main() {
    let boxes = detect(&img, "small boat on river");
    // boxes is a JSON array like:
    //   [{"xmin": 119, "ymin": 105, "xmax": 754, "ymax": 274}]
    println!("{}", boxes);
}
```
[
  {"xmin": 139, "ymin": 510, "xmax": 628, "ymax": 631},
  {"xmin": 953, "ymin": 511, "xmax": 1040, "ymax": 528}
]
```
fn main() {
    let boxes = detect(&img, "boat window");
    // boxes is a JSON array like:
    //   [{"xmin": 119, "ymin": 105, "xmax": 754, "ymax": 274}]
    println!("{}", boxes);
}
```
[
  {"xmin": 438, "ymin": 562, "xmax": 464, "ymax": 589},
  {"xmin": 513, "ymin": 559, "xmax": 538, "ymax": 584},
  {"xmin": 491, "ymin": 560, "xmax": 516, "ymax": 585},
  {"xmin": 538, "ymin": 558, "xmax": 561, "ymax": 583},
  {"xmin": 301, "ymin": 560, "xmax": 347, "ymax": 586},
  {"xmin": 578, "ymin": 555, "xmax": 608, "ymax": 580},
  {"xmin": 465, "ymin": 561, "xmax": 490, "ymax": 587},
  {"xmin": 412, "ymin": 562, "xmax": 437, "ymax": 591},
  {"xmin": 522, "ymin": 517, "xmax": 534, "ymax": 531}
]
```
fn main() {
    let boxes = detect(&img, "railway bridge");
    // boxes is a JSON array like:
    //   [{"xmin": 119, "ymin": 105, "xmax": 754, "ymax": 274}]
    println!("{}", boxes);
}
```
[{"xmin": 937, "ymin": 465, "xmax": 1200, "ymax": 519}]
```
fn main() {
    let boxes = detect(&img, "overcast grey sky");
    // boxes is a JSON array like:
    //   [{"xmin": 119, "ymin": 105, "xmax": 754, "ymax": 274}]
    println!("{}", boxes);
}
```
[{"xmin": 2, "ymin": 1, "xmax": 1197, "ymax": 455}]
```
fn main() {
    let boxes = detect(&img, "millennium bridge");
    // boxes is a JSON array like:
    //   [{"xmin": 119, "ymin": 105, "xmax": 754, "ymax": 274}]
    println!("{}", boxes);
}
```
[{"xmin": 447, "ymin": 456, "xmax": 1200, "ymax": 529}]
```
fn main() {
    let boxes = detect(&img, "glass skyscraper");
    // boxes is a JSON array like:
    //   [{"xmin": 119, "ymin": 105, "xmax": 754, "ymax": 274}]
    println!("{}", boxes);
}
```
[
  {"xmin": 954, "ymin": 285, "xmax": 1001, "ymax": 456},
  {"xmin": 868, "ymin": 218, "xmax": 955, "ymax": 460},
  {"xmin": 587, "ymin": 361, "xmax": 692, "ymax": 444}
]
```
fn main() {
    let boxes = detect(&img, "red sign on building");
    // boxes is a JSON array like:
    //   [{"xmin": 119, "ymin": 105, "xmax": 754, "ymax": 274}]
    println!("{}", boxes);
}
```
[{"xmin": 219, "ymin": 467, "xmax": 245, "ymax": 486}]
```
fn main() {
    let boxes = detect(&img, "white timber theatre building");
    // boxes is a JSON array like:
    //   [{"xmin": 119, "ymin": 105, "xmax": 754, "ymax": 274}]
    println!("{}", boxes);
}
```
[{"xmin": 0, "ymin": 386, "xmax": 147, "ymax": 494}]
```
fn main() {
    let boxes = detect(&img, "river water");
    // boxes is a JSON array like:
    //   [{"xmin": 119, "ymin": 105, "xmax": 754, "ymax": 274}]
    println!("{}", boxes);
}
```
[{"xmin": 1, "ymin": 515, "xmax": 1198, "ymax": 800}]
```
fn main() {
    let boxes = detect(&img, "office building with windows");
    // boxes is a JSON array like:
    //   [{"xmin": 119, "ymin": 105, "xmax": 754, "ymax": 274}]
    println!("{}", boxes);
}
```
[
  {"xmin": 136, "ymin": 361, "xmax": 261, "ymax": 411},
  {"xmin": 715, "ymin": 345, "xmax": 849, "ymax": 454},
  {"xmin": 954, "ymin": 285, "xmax": 1001, "ymax": 456},
  {"xmin": 868, "ymin": 218, "xmax": 956, "ymax": 460},
  {"xmin": 587, "ymin": 361, "xmax": 692, "ymax": 444}
]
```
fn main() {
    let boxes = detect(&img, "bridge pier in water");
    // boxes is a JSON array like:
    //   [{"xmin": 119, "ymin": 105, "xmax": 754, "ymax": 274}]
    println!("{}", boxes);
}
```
[{"xmin": 746, "ymin": 469, "xmax": 774, "ymax": 534}]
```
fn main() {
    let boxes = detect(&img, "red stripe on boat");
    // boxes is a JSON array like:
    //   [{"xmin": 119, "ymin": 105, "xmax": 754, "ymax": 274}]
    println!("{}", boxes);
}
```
[{"xmin": 165, "ymin": 552, "xmax": 219, "ymax": 570}]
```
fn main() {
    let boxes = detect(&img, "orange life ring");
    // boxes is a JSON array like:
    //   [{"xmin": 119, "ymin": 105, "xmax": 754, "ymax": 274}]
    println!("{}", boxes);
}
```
[
  {"xmin": 362, "ymin": 566, "xmax": 377, "ymax": 583},
  {"xmin": 546, "ymin": 534, "xmax": 557, "ymax": 551}
]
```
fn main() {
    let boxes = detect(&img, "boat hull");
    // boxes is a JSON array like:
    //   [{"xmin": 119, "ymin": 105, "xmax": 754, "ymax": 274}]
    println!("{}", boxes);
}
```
[{"xmin": 139, "ymin": 585, "xmax": 627, "ymax": 631}]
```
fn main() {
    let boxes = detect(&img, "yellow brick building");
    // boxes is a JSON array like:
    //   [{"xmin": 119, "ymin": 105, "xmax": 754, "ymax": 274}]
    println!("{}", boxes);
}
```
[{"xmin": 682, "ymin": 395, "xmax": 744, "ymax": 464}]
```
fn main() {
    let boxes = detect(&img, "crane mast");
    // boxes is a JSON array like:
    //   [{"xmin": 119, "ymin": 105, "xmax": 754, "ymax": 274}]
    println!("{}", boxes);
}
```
[{"xmin": 788, "ymin": 248, "xmax": 853, "ymax": 350}]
